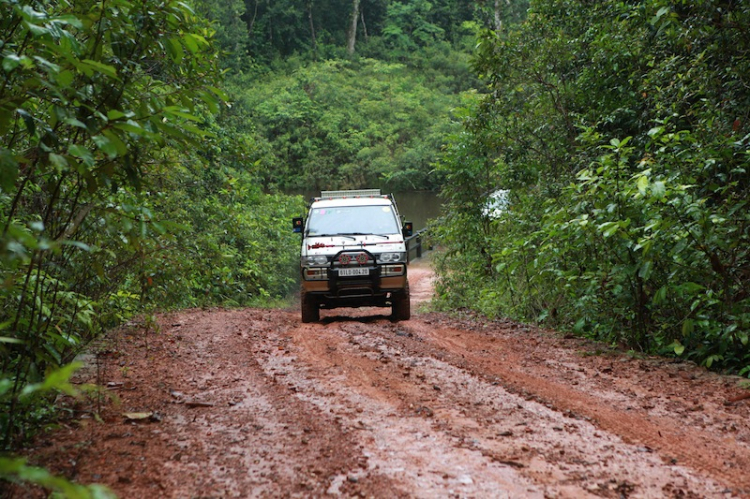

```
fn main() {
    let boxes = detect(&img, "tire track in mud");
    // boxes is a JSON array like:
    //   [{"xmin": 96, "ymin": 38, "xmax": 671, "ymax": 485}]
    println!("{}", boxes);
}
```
[
  {"xmin": 16, "ymin": 260, "xmax": 749, "ymax": 498},
  {"xmin": 395, "ymin": 319, "xmax": 750, "ymax": 495},
  {"xmin": 199, "ymin": 310, "xmax": 408, "ymax": 498},
  {"xmin": 15, "ymin": 309, "xmax": 409, "ymax": 499},
  {"xmin": 185, "ymin": 311, "xmax": 407, "ymax": 498},
  {"xmin": 271, "ymin": 319, "xmax": 548, "ymax": 497},
  {"xmin": 269, "ymin": 313, "xmax": 737, "ymax": 497}
]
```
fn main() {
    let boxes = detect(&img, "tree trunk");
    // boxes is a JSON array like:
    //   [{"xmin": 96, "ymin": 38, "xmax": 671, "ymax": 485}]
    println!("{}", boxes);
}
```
[
  {"xmin": 494, "ymin": 0, "xmax": 510, "ymax": 33},
  {"xmin": 244, "ymin": 0, "xmax": 259, "ymax": 33},
  {"xmin": 494, "ymin": 0, "xmax": 502, "ymax": 32},
  {"xmin": 360, "ymin": 9, "xmax": 368, "ymax": 41},
  {"xmin": 308, "ymin": 1, "xmax": 317, "ymax": 58},
  {"xmin": 347, "ymin": 0, "xmax": 361, "ymax": 55}
]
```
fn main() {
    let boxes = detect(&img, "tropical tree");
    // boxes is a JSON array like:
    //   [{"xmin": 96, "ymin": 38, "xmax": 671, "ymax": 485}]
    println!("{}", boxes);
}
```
[
  {"xmin": 433, "ymin": 0, "xmax": 750, "ymax": 372},
  {"xmin": 0, "ymin": 0, "xmax": 223, "ymax": 449}
]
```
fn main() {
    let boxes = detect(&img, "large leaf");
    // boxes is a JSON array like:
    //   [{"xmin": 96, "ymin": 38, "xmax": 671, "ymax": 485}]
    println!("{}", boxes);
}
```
[{"xmin": 0, "ymin": 148, "xmax": 19, "ymax": 193}]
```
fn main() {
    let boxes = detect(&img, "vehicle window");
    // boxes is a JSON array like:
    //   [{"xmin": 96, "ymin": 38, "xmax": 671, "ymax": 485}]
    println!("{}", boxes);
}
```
[{"xmin": 307, "ymin": 205, "xmax": 400, "ymax": 236}]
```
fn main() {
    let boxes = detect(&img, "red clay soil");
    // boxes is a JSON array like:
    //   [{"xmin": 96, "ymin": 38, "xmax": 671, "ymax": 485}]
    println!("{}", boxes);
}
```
[{"xmin": 7, "ymin": 259, "xmax": 750, "ymax": 498}]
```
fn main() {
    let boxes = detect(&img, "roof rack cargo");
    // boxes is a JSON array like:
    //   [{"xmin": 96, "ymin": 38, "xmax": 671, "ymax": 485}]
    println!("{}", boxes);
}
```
[{"xmin": 318, "ymin": 189, "xmax": 382, "ymax": 199}]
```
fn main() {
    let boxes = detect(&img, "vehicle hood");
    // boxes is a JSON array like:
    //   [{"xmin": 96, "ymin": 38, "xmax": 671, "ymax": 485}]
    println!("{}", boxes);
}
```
[{"xmin": 301, "ymin": 234, "xmax": 406, "ymax": 257}]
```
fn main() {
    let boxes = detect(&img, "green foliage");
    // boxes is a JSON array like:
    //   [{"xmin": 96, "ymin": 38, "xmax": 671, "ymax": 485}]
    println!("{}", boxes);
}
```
[
  {"xmin": 0, "ymin": 362, "xmax": 116, "ymax": 497},
  {"xmin": 191, "ymin": 0, "xmax": 496, "ymax": 195},
  {"xmin": 1, "ymin": 456, "xmax": 115, "ymax": 498},
  {"xmin": 193, "ymin": 0, "xmax": 516, "ymax": 67},
  {"xmin": 0, "ymin": 0, "xmax": 223, "ymax": 450},
  {"xmin": 140, "ymin": 160, "xmax": 307, "ymax": 308},
  {"xmin": 433, "ymin": 0, "xmax": 750, "ymax": 373},
  {"xmin": 0, "ymin": 0, "xmax": 495, "ymax": 462},
  {"xmin": 232, "ymin": 58, "xmax": 468, "ymax": 192},
  {"xmin": 382, "ymin": 0, "xmax": 445, "ymax": 56}
]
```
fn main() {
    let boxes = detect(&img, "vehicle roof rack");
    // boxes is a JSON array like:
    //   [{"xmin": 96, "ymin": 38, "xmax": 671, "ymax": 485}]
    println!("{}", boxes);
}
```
[{"xmin": 318, "ymin": 189, "xmax": 383, "ymax": 199}]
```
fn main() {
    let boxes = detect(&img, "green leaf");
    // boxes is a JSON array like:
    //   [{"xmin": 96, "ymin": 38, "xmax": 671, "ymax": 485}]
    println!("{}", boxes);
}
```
[
  {"xmin": 0, "ymin": 148, "xmax": 19, "ymax": 193},
  {"xmin": 206, "ymin": 86, "xmax": 229, "ymax": 101},
  {"xmin": 92, "ymin": 135, "xmax": 118, "ymax": 159},
  {"xmin": 21, "ymin": 362, "xmax": 82, "ymax": 398},
  {"xmin": 705, "ymin": 354, "xmax": 722, "ymax": 369},
  {"xmin": 32, "ymin": 55, "xmax": 60, "ymax": 73},
  {"xmin": 53, "ymin": 14, "xmax": 83, "ymax": 29},
  {"xmin": 17, "ymin": 109, "xmax": 36, "ymax": 136},
  {"xmin": 63, "ymin": 117, "xmax": 88, "ymax": 129},
  {"xmin": 184, "ymin": 33, "xmax": 208, "ymax": 53},
  {"xmin": 198, "ymin": 90, "xmax": 220, "ymax": 114},
  {"xmin": 679, "ymin": 282, "xmax": 705, "ymax": 295},
  {"xmin": 672, "ymin": 341, "xmax": 685, "ymax": 356},
  {"xmin": 651, "ymin": 180, "xmax": 666, "ymax": 199},
  {"xmin": 56, "ymin": 69, "xmax": 74, "ymax": 88},
  {"xmin": 24, "ymin": 21, "xmax": 49, "ymax": 37},
  {"xmin": 68, "ymin": 145, "xmax": 94, "ymax": 167},
  {"xmin": 79, "ymin": 59, "xmax": 119, "ymax": 79},
  {"xmin": 164, "ymin": 106, "xmax": 202, "ymax": 122},
  {"xmin": 651, "ymin": 6, "xmax": 671, "ymax": 25},
  {"xmin": 598, "ymin": 221, "xmax": 620, "ymax": 238},
  {"xmin": 181, "ymin": 123, "xmax": 212, "ymax": 138},
  {"xmin": 107, "ymin": 110, "xmax": 131, "ymax": 121},
  {"xmin": 653, "ymin": 285, "xmax": 668, "ymax": 305},
  {"xmin": 167, "ymin": 38, "xmax": 185, "ymax": 63},
  {"xmin": 3, "ymin": 54, "xmax": 23, "ymax": 72},
  {"xmin": 0, "ymin": 456, "xmax": 117, "ymax": 498},
  {"xmin": 113, "ymin": 120, "xmax": 148, "ymax": 136},
  {"xmin": 48, "ymin": 152, "xmax": 68, "ymax": 172},
  {"xmin": 62, "ymin": 240, "xmax": 91, "ymax": 252},
  {"xmin": 647, "ymin": 126, "xmax": 664, "ymax": 138},
  {"xmin": 682, "ymin": 319, "xmax": 694, "ymax": 336},
  {"xmin": 638, "ymin": 260, "xmax": 652, "ymax": 280},
  {"xmin": 102, "ymin": 129, "xmax": 128, "ymax": 156},
  {"xmin": 637, "ymin": 175, "xmax": 649, "ymax": 195},
  {"xmin": 573, "ymin": 318, "xmax": 586, "ymax": 333},
  {"xmin": 0, "ymin": 378, "xmax": 14, "ymax": 396}
]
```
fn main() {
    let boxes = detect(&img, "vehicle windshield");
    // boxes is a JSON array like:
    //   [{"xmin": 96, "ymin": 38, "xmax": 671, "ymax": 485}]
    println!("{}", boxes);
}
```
[{"xmin": 306, "ymin": 205, "xmax": 400, "ymax": 236}]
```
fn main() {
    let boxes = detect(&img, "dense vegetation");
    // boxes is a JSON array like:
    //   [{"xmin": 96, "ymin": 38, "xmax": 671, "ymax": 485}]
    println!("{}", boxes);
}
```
[
  {"xmin": 202, "ymin": 0, "xmax": 528, "ymax": 192},
  {"xmin": 0, "ymin": 0, "xmax": 304, "ymax": 471},
  {"xmin": 433, "ymin": 0, "xmax": 750, "ymax": 374},
  {"xmin": 0, "ymin": 0, "xmax": 504, "ymax": 491},
  {"xmin": 5, "ymin": 0, "xmax": 749, "ymax": 493},
  {"xmin": 229, "ymin": 57, "xmax": 467, "ymax": 192}
]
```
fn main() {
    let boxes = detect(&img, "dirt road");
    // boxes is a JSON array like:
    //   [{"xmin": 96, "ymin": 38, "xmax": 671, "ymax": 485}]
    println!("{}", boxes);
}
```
[{"xmin": 15, "ymin": 260, "xmax": 750, "ymax": 498}]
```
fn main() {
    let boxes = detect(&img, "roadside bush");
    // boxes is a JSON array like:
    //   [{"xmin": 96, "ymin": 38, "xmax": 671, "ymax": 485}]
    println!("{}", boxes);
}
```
[
  {"xmin": 433, "ymin": 0, "xmax": 750, "ymax": 373},
  {"xmin": 0, "ymin": 0, "xmax": 223, "ymax": 452}
]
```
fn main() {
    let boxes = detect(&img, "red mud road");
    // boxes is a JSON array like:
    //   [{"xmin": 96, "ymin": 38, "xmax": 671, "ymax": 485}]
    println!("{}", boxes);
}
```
[{"xmin": 12, "ymin": 260, "xmax": 750, "ymax": 498}]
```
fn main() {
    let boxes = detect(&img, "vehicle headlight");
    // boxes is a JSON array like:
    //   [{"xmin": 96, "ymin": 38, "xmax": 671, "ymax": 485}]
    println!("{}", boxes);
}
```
[
  {"xmin": 379, "ymin": 252, "xmax": 405, "ymax": 263},
  {"xmin": 302, "ymin": 255, "xmax": 328, "ymax": 266},
  {"xmin": 381, "ymin": 264, "xmax": 405, "ymax": 276},
  {"xmin": 303, "ymin": 267, "xmax": 328, "ymax": 280}
]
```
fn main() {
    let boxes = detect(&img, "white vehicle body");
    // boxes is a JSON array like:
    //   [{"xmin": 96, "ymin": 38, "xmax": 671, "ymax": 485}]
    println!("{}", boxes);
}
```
[
  {"xmin": 293, "ymin": 190, "xmax": 411, "ymax": 323},
  {"xmin": 482, "ymin": 189, "xmax": 510, "ymax": 219}
]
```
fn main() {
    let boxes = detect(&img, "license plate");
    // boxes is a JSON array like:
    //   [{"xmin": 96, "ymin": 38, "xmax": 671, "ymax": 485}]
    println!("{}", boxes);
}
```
[{"xmin": 339, "ymin": 267, "xmax": 370, "ymax": 277}]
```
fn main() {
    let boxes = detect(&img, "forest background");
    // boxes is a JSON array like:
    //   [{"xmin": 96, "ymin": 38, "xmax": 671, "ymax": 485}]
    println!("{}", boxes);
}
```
[{"xmin": 1, "ymin": 0, "xmax": 749, "ymax": 493}]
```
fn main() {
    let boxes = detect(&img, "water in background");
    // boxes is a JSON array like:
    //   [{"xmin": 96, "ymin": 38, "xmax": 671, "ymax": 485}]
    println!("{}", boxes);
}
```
[{"xmin": 391, "ymin": 191, "xmax": 443, "ymax": 232}]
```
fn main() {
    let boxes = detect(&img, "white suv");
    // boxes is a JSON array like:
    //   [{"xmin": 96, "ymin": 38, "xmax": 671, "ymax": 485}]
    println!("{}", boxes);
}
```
[{"xmin": 292, "ymin": 189, "xmax": 412, "ymax": 323}]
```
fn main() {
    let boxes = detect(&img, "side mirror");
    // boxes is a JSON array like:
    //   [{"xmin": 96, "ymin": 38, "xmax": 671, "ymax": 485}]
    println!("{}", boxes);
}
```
[
  {"xmin": 292, "ymin": 217, "xmax": 304, "ymax": 233},
  {"xmin": 402, "ymin": 221, "xmax": 413, "ymax": 237}
]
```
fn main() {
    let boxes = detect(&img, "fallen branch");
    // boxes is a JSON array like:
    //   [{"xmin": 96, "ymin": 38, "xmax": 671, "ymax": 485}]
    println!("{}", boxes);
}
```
[{"xmin": 724, "ymin": 392, "xmax": 750, "ymax": 405}]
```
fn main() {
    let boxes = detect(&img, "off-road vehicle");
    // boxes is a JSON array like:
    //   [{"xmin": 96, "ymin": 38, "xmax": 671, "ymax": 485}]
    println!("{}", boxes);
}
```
[{"xmin": 292, "ymin": 189, "xmax": 413, "ymax": 323}]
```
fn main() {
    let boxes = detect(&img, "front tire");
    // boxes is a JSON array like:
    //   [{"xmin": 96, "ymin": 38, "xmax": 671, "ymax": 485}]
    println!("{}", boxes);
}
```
[
  {"xmin": 301, "ymin": 289, "xmax": 320, "ymax": 323},
  {"xmin": 391, "ymin": 283, "xmax": 411, "ymax": 321}
]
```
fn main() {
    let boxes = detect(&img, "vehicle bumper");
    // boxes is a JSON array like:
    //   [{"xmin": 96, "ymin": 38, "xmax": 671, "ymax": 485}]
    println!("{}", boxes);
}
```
[{"xmin": 300, "ymin": 273, "xmax": 407, "ymax": 308}]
